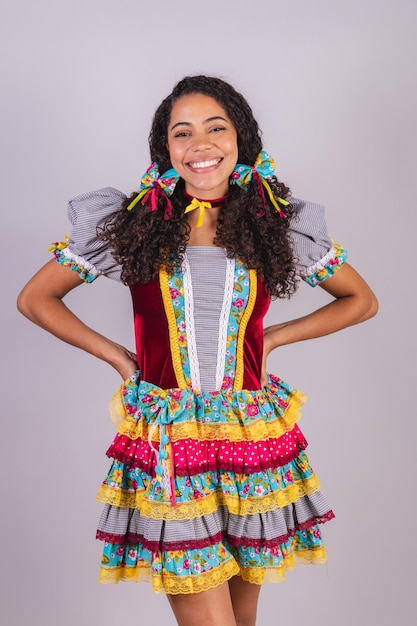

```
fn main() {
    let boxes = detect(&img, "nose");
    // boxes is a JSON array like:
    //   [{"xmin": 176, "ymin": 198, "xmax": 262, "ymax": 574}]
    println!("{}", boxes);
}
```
[{"xmin": 190, "ymin": 130, "xmax": 212, "ymax": 152}]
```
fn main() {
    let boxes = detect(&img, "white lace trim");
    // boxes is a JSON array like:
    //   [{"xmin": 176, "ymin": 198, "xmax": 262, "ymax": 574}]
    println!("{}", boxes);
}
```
[
  {"xmin": 62, "ymin": 246, "xmax": 100, "ymax": 276},
  {"xmin": 182, "ymin": 255, "xmax": 201, "ymax": 391},
  {"xmin": 215, "ymin": 258, "xmax": 236, "ymax": 391},
  {"xmin": 299, "ymin": 245, "xmax": 337, "ymax": 278}
]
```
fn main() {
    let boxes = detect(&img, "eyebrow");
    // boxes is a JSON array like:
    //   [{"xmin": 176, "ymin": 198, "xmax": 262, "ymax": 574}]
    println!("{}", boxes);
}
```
[{"xmin": 170, "ymin": 116, "xmax": 228, "ymax": 131}]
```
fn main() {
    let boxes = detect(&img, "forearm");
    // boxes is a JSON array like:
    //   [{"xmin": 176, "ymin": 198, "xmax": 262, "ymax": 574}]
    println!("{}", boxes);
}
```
[
  {"xmin": 264, "ymin": 263, "xmax": 378, "ymax": 352},
  {"xmin": 20, "ymin": 293, "xmax": 124, "ymax": 366},
  {"xmin": 265, "ymin": 295, "xmax": 371, "ymax": 350},
  {"xmin": 17, "ymin": 260, "xmax": 136, "ymax": 378}
]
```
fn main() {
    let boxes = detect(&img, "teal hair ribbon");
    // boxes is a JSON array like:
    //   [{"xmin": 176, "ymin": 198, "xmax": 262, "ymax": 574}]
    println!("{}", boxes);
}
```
[
  {"xmin": 231, "ymin": 150, "xmax": 289, "ymax": 217},
  {"xmin": 127, "ymin": 164, "xmax": 180, "ymax": 218}
]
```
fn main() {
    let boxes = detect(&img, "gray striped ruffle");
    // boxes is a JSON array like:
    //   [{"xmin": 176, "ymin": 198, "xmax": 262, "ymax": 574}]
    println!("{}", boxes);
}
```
[{"xmin": 97, "ymin": 492, "xmax": 333, "ymax": 549}]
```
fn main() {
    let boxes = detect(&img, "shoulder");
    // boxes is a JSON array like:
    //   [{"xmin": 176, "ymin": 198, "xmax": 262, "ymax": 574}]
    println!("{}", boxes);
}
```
[
  {"xmin": 288, "ymin": 196, "xmax": 328, "ymax": 240},
  {"xmin": 50, "ymin": 187, "xmax": 126, "ymax": 283},
  {"xmin": 67, "ymin": 187, "xmax": 126, "ymax": 225},
  {"xmin": 287, "ymin": 196, "xmax": 347, "ymax": 287}
]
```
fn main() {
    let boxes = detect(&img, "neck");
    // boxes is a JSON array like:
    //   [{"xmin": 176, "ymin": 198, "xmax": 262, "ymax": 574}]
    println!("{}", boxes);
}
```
[{"xmin": 184, "ymin": 192, "xmax": 227, "ymax": 206}]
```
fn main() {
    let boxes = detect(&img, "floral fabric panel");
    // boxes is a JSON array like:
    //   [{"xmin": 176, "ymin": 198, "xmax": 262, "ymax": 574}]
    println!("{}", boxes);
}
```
[
  {"xmin": 166, "ymin": 267, "xmax": 192, "ymax": 389},
  {"xmin": 221, "ymin": 258, "xmax": 251, "ymax": 389}
]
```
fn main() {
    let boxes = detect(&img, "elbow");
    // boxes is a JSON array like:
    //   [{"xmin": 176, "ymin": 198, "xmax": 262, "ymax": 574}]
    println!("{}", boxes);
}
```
[
  {"xmin": 17, "ymin": 285, "xmax": 37, "ymax": 321},
  {"xmin": 368, "ymin": 292, "xmax": 379, "ymax": 318},
  {"xmin": 358, "ymin": 290, "xmax": 379, "ymax": 323},
  {"xmin": 17, "ymin": 287, "xmax": 31, "ymax": 318}
]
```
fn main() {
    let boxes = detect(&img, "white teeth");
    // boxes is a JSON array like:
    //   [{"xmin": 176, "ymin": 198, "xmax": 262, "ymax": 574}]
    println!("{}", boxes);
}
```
[{"xmin": 189, "ymin": 159, "xmax": 220, "ymax": 169}]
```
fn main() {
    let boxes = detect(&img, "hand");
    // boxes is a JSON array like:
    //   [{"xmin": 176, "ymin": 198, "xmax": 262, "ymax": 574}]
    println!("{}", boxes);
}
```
[
  {"xmin": 261, "ymin": 328, "xmax": 279, "ymax": 387},
  {"xmin": 260, "ymin": 361, "xmax": 268, "ymax": 388},
  {"xmin": 109, "ymin": 344, "xmax": 138, "ymax": 380}
]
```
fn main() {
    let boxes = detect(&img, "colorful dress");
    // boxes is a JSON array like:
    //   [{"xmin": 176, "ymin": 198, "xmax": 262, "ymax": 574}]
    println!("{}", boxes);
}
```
[{"xmin": 51, "ymin": 188, "xmax": 347, "ymax": 595}]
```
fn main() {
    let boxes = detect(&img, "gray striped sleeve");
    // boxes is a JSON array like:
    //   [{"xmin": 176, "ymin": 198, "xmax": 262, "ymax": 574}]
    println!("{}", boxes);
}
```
[
  {"xmin": 66, "ymin": 187, "xmax": 125, "ymax": 282},
  {"xmin": 288, "ymin": 196, "xmax": 346, "ymax": 285}
]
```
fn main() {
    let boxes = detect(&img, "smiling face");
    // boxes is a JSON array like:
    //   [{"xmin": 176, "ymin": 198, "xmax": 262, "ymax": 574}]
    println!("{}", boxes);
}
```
[{"xmin": 167, "ymin": 93, "xmax": 238, "ymax": 200}]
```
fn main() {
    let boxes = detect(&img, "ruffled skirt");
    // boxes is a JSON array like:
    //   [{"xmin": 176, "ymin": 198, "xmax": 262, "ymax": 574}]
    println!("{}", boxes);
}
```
[{"xmin": 96, "ymin": 372, "xmax": 334, "ymax": 594}]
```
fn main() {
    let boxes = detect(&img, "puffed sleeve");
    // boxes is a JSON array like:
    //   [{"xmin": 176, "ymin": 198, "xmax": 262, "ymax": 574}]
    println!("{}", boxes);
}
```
[
  {"xmin": 288, "ymin": 197, "xmax": 347, "ymax": 287},
  {"xmin": 49, "ymin": 187, "xmax": 126, "ymax": 283}
]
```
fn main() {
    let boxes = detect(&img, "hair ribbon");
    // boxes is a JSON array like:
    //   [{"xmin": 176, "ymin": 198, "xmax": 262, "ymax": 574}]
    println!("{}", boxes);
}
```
[
  {"xmin": 231, "ymin": 150, "xmax": 289, "ymax": 217},
  {"xmin": 127, "ymin": 164, "xmax": 180, "ymax": 218}
]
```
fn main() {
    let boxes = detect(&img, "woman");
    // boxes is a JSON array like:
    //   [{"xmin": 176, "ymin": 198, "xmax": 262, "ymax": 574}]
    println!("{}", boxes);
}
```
[{"xmin": 17, "ymin": 75, "xmax": 378, "ymax": 626}]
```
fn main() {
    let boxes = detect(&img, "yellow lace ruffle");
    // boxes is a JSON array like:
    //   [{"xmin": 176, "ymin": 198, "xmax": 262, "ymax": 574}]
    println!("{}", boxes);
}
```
[
  {"xmin": 112, "ymin": 388, "xmax": 306, "ymax": 443},
  {"xmin": 96, "ymin": 473, "xmax": 321, "ymax": 520},
  {"xmin": 99, "ymin": 556, "xmax": 240, "ymax": 594}
]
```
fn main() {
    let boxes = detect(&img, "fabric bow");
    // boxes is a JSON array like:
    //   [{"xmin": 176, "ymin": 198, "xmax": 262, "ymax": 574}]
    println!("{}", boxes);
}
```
[
  {"xmin": 231, "ymin": 149, "xmax": 289, "ymax": 217},
  {"xmin": 146, "ymin": 391, "xmax": 179, "ymax": 507},
  {"xmin": 127, "ymin": 163, "xmax": 180, "ymax": 218},
  {"xmin": 184, "ymin": 198, "xmax": 212, "ymax": 227}
]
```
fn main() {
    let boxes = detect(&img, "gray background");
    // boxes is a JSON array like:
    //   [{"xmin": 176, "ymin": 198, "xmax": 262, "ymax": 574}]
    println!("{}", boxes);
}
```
[{"xmin": 2, "ymin": 0, "xmax": 416, "ymax": 624}]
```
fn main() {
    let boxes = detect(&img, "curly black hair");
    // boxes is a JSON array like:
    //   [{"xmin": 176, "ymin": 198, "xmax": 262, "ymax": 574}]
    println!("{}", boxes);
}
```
[{"xmin": 100, "ymin": 75, "xmax": 298, "ymax": 298}]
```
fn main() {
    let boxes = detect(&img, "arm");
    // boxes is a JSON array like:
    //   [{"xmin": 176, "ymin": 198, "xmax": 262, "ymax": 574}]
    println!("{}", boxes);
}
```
[
  {"xmin": 261, "ymin": 263, "xmax": 378, "ymax": 381},
  {"xmin": 17, "ymin": 259, "xmax": 137, "ymax": 380}
]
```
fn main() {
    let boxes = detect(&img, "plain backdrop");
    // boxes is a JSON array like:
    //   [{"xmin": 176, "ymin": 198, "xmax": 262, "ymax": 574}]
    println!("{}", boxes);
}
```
[{"xmin": 2, "ymin": 1, "xmax": 416, "ymax": 625}]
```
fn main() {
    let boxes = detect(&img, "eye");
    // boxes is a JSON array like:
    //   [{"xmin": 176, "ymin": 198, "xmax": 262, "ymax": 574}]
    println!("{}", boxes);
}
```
[
  {"xmin": 210, "ymin": 126, "xmax": 226, "ymax": 133},
  {"xmin": 174, "ymin": 130, "xmax": 190, "ymax": 138}
]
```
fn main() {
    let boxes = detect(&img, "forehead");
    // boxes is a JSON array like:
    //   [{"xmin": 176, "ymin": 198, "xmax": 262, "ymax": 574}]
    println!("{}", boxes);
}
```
[{"xmin": 169, "ymin": 93, "xmax": 230, "ymax": 126}]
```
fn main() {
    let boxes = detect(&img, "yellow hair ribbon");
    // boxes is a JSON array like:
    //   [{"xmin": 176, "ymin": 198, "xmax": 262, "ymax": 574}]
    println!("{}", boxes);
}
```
[
  {"xmin": 260, "ymin": 179, "xmax": 289, "ymax": 216},
  {"xmin": 126, "ymin": 188, "xmax": 148, "ymax": 211},
  {"xmin": 184, "ymin": 198, "xmax": 212, "ymax": 227}
]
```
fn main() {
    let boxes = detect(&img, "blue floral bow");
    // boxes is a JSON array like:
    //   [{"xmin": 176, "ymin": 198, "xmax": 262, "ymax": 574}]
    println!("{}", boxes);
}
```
[
  {"xmin": 231, "ymin": 150, "xmax": 288, "ymax": 217},
  {"xmin": 127, "ymin": 163, "xmax": 180, "ymax": 217}
]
